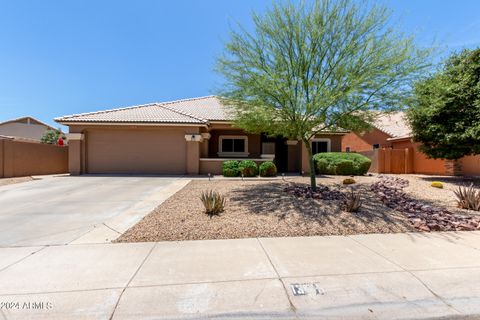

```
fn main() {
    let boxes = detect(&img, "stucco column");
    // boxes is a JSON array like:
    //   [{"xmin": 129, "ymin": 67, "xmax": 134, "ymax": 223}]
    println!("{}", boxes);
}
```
[
  {"xmin": 200, "ymin": 133, "xmax": 211, "ymax": 158},
  {"xmin": 67, "ymin": 133, "xmax": 84, "ymax": 175},
  {"xmin": 185, "ymin": 132, "xmax": 202, "ymax": 175}
]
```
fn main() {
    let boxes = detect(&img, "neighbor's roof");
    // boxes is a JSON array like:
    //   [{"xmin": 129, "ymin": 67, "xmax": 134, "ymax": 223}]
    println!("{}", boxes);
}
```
[
  {"xmin": 0, "ymin": 116, "xmax": 57, "ymax": 131},
  {"xmin": 373, "ymin": 111, "xmax": 411, "ymax": 138},
  {"xmin": 55, "ymin": 96, "xmax": 233, "ymax": 125}
]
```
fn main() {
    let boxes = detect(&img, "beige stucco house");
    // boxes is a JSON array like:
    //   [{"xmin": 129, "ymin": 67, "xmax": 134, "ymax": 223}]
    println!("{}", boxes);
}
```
[
  {"xmin": 55, "ymin": 96, "xmax": 346, "ymax": 175},
  {"xmin": 0, "ymin": 116, "xmax": 57, "ymax": 141}
]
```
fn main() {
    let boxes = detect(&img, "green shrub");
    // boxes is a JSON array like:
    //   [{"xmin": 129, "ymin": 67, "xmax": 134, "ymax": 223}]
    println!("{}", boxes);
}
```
[
  {"xmin": 316, "ymin": 158, "xmax": 329, "ymax": 174},
  {"xmin": 335, "ymin": 160, "xmax": 356, "ymax": 175},
  {"xmin": 313, "ymin": 152, "xmax": 371, "ymax": 175},
  {"xmin": 238, "ymin": 160, "xmax": 258, "ymax": 177},
  {"xmin": 259, "ymin": 161, "xmax": 277, "ymax": 177},
  {"xmin": 222, "ymin": 160, "xmax": 240, "ymax": 177},
  {"xmin": 357, "ymin": 159, "xmax": 372, "ymax": 175}
]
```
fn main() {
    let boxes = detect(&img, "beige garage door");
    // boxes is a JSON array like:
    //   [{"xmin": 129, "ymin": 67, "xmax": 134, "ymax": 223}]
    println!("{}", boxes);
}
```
[{"xmin": 86, "ymin": 128, "xmax": 187, "ymax": 174}]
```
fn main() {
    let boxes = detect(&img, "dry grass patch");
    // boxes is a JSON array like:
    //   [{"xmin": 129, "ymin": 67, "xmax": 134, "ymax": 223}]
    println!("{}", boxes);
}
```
[{"xmin": 116, "ymin": 176, "xmax": 413, "ymax": 243}]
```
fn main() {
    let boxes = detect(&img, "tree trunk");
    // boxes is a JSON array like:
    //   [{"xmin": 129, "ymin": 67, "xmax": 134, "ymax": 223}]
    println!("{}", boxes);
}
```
[{"xmin": 303, "ymin": 138, "xmax": 317, "ymax": 191}]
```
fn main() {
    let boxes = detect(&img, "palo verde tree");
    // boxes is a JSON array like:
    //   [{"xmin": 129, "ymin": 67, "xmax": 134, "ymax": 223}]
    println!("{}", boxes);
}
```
[
  {"xmin": 407, "ymin": 48, "xmax": 480, "ymax": 160},
  {"xmin": 216, "ymin": 0, "xmax": 430, "ymax": 190}
]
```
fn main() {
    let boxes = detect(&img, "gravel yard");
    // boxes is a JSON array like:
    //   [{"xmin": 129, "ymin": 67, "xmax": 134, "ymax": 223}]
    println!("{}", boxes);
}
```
[
  {"xmin": 116, "ymin": 174, "xmax": 480, "ymax": 243},
  {"xmin": 0, "ymin": 176, "xmax": 33, "ymax": 187},
  {"xmin": 402, "ymin": 175, "xmax": 480, "ymax": 215}
]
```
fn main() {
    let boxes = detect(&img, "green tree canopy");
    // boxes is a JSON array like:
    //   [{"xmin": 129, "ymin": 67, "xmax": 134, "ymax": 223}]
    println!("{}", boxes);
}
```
[
  {"xmin": 40, "ymin": 128, "xmax": 62, "ymax": 144},
  {"xmin": 216, "ymin": 0, "xmax": 430, "ymax": 189},
  {"xmin": 407, "ymin": 48, "xmax": 480, "ymax": 160}
]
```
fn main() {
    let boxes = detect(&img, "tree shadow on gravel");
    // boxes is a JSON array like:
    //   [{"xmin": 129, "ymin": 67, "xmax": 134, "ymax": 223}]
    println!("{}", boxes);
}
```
[{"xmin": 228, "ymin": 181, "xmax": 413, "ymax": 233}]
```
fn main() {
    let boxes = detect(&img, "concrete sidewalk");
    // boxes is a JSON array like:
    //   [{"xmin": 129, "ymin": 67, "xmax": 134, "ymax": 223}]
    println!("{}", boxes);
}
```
[{"xmin": 0, "ymin": 232, "xmax": 480, "ymax": 319}]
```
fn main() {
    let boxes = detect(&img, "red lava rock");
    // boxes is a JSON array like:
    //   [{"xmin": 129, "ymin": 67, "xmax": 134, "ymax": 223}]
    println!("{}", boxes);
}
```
[
  {"xmin": 371, "ymin": 176, "xmax": 480, "ymax": 232},
  {"xmin": 418, "ymin": 225, "xmax": 431, "ymax": 232},
  {"xmin": 284, "ymin": 185, "xmax": 343, "ymax": 201}
]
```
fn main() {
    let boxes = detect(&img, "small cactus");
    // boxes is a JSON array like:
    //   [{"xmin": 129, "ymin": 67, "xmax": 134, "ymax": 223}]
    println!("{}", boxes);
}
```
[
  {"xmin": 454, "ymin": 184, "xmax": 480, "ymax": 211},
  {"xmin": 431, "ymin": 181, "xmax": 443, "ymax": 189},
  {"xmin": 343, "ymin": 189, "xmax": 362, "ymax": 212},
  {"xmin": 200, "ymin": 190, "xmax": 226, "ymax": 216},
  {"xmin": 343, "ymin": 178, "xmax": 356, "ymax": 185}
]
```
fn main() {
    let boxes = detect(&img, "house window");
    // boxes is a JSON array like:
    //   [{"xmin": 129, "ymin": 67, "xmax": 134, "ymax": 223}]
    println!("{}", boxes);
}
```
[
  {"xmin": 346, "ymin": 146, "xmax": 351, "ymax": 152},
  {"xmin": 218, "ymin": 135, "xmax": 249, "ymax": 157},
  {"xmin": 311, "ymin": 138, "xmax": 331, "ymax": 155},
  {"xmin": 373, "ymin": 144, "xmax": 380, "ymax": 149}
]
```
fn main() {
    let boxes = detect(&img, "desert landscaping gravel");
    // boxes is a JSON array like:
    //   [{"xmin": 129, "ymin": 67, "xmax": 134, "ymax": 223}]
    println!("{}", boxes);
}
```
[
  {"xmin": 0, "ymin": 176, "xmax": 33, "ymax": 186},
  {"xmin": 401, "ymin": 174, "xmax": 480, "ymax": 215},
  {"xmin": 116, "ymin": 174, "xmax": 480, "ymax": 243}
]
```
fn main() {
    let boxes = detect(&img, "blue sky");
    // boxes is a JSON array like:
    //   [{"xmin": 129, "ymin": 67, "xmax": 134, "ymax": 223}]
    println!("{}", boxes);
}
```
[{"xmin": 0, "ymin": 0, "xmax": 479, "ymax": 129}]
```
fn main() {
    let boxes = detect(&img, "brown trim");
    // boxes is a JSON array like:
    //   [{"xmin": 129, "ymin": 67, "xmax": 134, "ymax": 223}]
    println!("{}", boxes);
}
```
[
  {"xmin": 387, "ymin": 136, "xmax": 412, "ymax": 142},
  {"xmin": 314, "ymin": 131, "xmax": 348, "ymax": 135},
  {"xmin": 209, "ymin": 121, "xmax": 233, "ymax": 124}
]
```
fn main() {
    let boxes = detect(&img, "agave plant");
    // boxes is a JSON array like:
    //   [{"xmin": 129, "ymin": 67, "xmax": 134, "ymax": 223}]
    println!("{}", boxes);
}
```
[
  {"xmin": 454, "ymin": 184, "xmax": 480, "ymax": 211},
  {"xmin": 200, "ymin": 190, "xmax": 226, "ymax": 216},
  {"xmin": 343, "ymin": 189, "xmax": 362, "ymax": 212}
]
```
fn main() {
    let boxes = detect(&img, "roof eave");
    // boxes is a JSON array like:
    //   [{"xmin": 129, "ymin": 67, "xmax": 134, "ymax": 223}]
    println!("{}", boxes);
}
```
[
  {"xmin": 386, "ymin": 135, "xmax": 412, "ymax": 142},
  {"xmin": 55, "ymin": 121, "xmax": 209, "ymax": 127}
]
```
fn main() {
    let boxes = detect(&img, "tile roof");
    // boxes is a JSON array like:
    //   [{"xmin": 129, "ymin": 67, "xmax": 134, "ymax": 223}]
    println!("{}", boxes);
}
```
[
  {"xmin": 162, "ymin": 96, "xmax": 233, "ymax": 121},
  {"xmin": 373, "ymin": 111, "xmax": 411, "ymax": 138},
  {"xmin": 55, "ymin": 96, "xmax": 233, "ymax": 124}
]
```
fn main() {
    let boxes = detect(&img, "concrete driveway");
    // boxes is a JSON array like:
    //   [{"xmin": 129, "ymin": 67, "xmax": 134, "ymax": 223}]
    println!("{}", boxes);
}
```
[{"xmin": 0, "ymin": 176, "xmax": 189, "ymax": 246}]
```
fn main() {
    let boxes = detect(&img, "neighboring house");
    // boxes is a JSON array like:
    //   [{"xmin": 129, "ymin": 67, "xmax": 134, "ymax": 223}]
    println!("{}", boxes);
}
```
[
  {"xmin": 55, "ymin": 96, "xmax": 347, "ymax": 175},
  {"xmin": 0, "ymin": 116, "xmax": 58, "ymax": 141},
  {"xmin": 342, "ymin": 111, "xmax": 480, "ymax": 176},
  {"xmin": 341, "ymin": 112, "xmax": 410, "ymax": 152},
  {"xmin": 387, "ymin": 133, "xmax": 480, "ymax": 176}
]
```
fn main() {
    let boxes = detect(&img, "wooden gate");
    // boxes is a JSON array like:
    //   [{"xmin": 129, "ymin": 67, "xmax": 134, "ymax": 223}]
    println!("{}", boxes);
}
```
[
  {"xmin": 377, "ymin": 148, "xmax": 413, "ymax": 174},
  {"xmin": 390, "ymin": 149, "xmax": 406, "ymax": 173}
]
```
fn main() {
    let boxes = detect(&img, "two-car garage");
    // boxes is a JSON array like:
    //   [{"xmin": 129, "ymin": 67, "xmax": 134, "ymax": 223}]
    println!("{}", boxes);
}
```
[
  {"xmin": 85, "ymin": 127, "xmax": 188, "ymax": 174},
  {"xmin": 56, "ymin": 96, "xmax": 227, "ymax": 175}
]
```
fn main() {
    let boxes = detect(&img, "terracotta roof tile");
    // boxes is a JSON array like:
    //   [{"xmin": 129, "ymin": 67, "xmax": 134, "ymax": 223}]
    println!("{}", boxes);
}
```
[
  {"xmin": 161, "ymin": 96, "xmax": 233, "ymax": 121},
  {"xmin": 374, "ymin": 111, "xmax": 411, "ymax": 138},
  {"xmin": 55, "ymin": 102, "xmax": 206, "ymax": 124},
  {"xmin": 55, "ymin": 96, "xmax": 232, "ymax": 124}
]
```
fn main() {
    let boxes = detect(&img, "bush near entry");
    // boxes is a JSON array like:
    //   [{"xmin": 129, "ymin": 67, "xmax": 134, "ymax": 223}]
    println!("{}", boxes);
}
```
[
  {"xmin": 238, "ymin": 160, "xmax": 258, "ymax": 177},
  {"xmin": 313, "ymin": 152, "xmax": 371, "ymax": 175},
  {"xmin": 259, "ymin": 161, "xmax": 277, "ymax": 177},
  {"xmin": 222, "ymin": 160, "xmax": 241, "ymax": 177}
]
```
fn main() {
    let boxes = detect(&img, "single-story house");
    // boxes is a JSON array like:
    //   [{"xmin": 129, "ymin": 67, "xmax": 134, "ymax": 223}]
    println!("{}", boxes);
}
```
[
  {"xmin": 0, "ymin": 116, "xmax": 59, "ymax": 141},
  {"xmin": 55, "ymin": 96, "xmax": 347, "ymax": 175}
]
